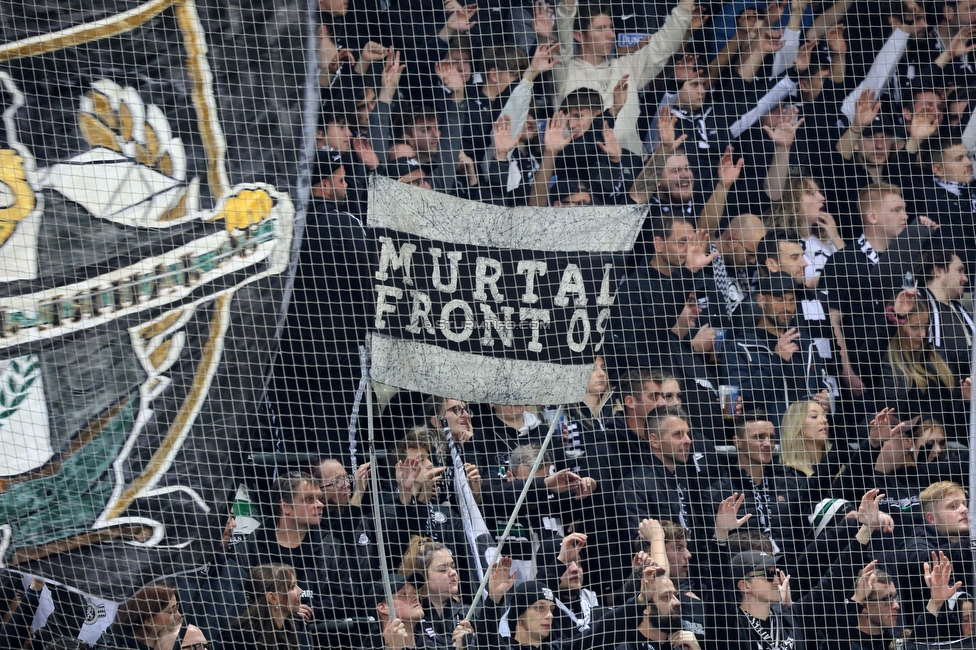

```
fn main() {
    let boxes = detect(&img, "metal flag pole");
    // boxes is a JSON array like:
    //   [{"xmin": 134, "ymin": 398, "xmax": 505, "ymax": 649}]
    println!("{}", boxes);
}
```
[
  {"xmin": 366, "ymin": 378, "xmax": 396, "ymax": 615},
  {"xmin": 463, "ymin": 405, "xmax": 564, "ymax": 621},
  {"xmin": 968, "ymin": 322, "xmax": 976, "ymax": 583}
]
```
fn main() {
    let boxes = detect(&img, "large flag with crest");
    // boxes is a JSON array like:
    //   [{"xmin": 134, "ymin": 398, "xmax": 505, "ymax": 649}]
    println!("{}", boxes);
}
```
[{"xmin": 0, "ymin": 0, "xmax": 310, "ymax": 605}]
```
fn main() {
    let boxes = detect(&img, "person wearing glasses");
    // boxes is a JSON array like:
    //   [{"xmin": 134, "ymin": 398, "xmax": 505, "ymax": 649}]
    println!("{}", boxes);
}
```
[
  {"xmin": 841, "ymin": 562, "xmax": 906, "ymax": 650},
  {"xmin": 311, "ymin": 458, "xmax": 378, "ymax": 627},
  {"xmin": 722, "ymin": 551, "xmax": 798, "ymax": 650},
  {"xmin": 97, "ymin": 582, "xmax": 183, "ymax": 650}
]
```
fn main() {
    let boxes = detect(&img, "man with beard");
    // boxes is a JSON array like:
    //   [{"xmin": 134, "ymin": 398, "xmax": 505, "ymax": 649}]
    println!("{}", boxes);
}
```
[
  {"xmin": 553, "ymin": 564, "xmax": 697, "ymax": 650},
  {"xmin": 609, "ymin": 565, "xmax": 693, "ymax": 650}
]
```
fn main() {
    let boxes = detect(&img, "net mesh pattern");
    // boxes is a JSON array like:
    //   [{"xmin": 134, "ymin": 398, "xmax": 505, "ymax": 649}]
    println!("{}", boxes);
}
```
[{"xmin": 0, "ymin": 1, "xmax": 975, "ymax": 650}]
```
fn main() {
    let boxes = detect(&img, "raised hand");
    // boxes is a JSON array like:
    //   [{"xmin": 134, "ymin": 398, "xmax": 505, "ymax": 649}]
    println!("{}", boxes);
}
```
[
  {"xmin": 892, "ymin": 288, "xmax": 918, "ymax": 318},
  {"xmin": 488, "ymin": 556, "xmax": 518, "ymax": 601},
  {"xmin": 851, "ymin": 560, "xmax": 879, "ymax": 603},
  {"xmin": 395, "ymin": 456, "xmax": 423, "ymax": 496},
  {"xmin": 759, "ymin": 28, "xmax": 786, "ymax": 52},
  {"xmin": 826, "ymin": 24, "xmax": 847, "ymax": 53},
  {"xmin": 359, "ymin": 41, "xmax": 390, "ymax": 64},
  {"xmin": 558, "ymin": 532, "xmax": 588, "ymax": 564},
  {"xmin": 544, "ymin": 111, "xmax": 573, "ymax": 155},
  {"xmin": 794, "ymin": 38, "xmax": 818, "ymax": 73},
  {"xmin": 716, "ymin": 492, "xmax": 753, "ymax": 537},
  {"xmin": 684, "ymin": 238, "xmax": 719, "ymax": 273},
  {"xmin": 353, "ymin": 461, "xmax": 371, "ymax": 495},
  {"xmin": 379, "ymin": 49, "xmax": 406, "ymax": 103},
  {"xmin": 948, "ymin": 25, "xmax": 976, "ymax": 58},
  {"xmin": 597, "ymin": 123, "xmax": 623, "ymax": 163},
  {"xmin": 925, "ymin": 551, "xmax": 963, "ymax": 610},
  {"xmin": 774, "ymin": 327, "xmax": 801, "ymax": 361},
  {"xmin": 639, "ymin": 518, "xmax": 665, "ymax": 543},
  {"xmin": 868, "ymin": 407, "xmax": 895, "ymax": 442},
  {"xmin": 852, "ymin": 89, "xmax": 881, "ymax": 128},
  {"xmin": 610, "ymin": 74, "xmax": 630, "ymax": 117},
  {"xmin": 527, "ymin": 42, "xmax": 561, "ymax": 80},
  {"xmin": 417, "ymin": 466, "xmax": 447, "ymax": 503},
  {"xmin": 353, "ymin": 137, "xmax": 380, "ymax": 170},
  {"xmin": 691, "ymin": 5, "xmax": 709, "ymax": 30},
  {"xmin": 445, "ymin": 3, "xmax": 479, "ymax": 35},
  {"xmin": 493, "ymin": 116, "xmax": 521, "ymax": 159},
  {"xmin": 762, "ymin": 104, "xmax": 803, "ymax": 149},
  {"xmin": 464, "ymin": 462, "xmax": 482, "ymax": 499},
  {"xmin": 764, "ymin": 0, "xmax": 787, "ymax": 25},
  {"xmin": 656, "ymin": 106, "xmax": 678, "ymax": 151},
  {"xmin": 856, "ymin": 488, "xmax": 886, "ymax": 531},
  {"xmin": 717, "ymin": 146, "xmax": 745, "ymax": 187},
  {"xmin": 777, "ymin": 570, "xmax": 792, "ymax": 607},
  {"xmin": 533, "ymin": 1, "xmax": 555, "ymax": 41}
]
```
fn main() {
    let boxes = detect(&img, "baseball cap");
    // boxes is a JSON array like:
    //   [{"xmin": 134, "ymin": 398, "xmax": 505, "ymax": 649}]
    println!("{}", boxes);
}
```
[
  {"xmin": 757, "ymin": 272, "xmax": 798, "ymax": 297},
  {"xmin": 730, "ymin": 551, "xmax": 777, "ymax": 579},
  {"xmin": 861, "ymin": 112, "xmax": 897, "ymax": 138},
  {"xmin": 309, "ymin": 149, "xmax": 344, "ymax": 186},
  {"xmin": 367, "ymin": 572, "xmax": 421, "ymax": 606},
  {"xmin": 382, "ymin": 156, "xmax": 424, "ymax": 182}
]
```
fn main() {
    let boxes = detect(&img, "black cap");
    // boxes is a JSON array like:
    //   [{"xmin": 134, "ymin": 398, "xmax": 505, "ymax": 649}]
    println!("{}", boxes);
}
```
[
  {"xmin": 309, "ymin": 149, "xmax": 344, "ymax": 186},
  {"xmin": 509, "ymin": 580, "xmax": 555, "ymax": 617},
  {"xmin": 554, "ymin": 175, "xmax": 591, "ymax": 204},
  {"xmin": 382, "ymin": 156, "xmax": 424, "ymax": 182},
  {"xmin": 861, "ymin": 111, "xmax": 897, "ymax": 138},
  {"xmin": 730, "ymin": 551, "xmax": 777, "ymax": 579},
  {"xmin": 368, "ymin": 573, "xmax": 421, "ymax": 606},
  {"xmin": 757, "ymin": 272, "xmax": 798, "ymax": 297}
]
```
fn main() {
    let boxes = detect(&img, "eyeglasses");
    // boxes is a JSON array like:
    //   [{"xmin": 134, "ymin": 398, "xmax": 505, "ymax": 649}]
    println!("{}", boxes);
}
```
[
  {"xmin": 161, "ymin": 602, "xmax": 181, "ymax": 615},
  {"xmin": 322, "ymin": 476, "xmax": 352, "ymax": 489},
  {"xmin": 445, "ymin": 404, "xmax": 469, "ymax": 416},
  {"xmin": 867, "ymin": 593, "xmax": 899, "ymax": 604},
  {"xmin": 181, "ymin": 644, "xmax": 210, "ymax": 650},
  {"xmin": 749, "ymin": 567, "xmax": 779, "ymax": 581}
]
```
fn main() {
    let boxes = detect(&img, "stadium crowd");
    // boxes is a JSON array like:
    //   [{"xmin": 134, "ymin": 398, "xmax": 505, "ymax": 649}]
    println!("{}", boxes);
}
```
[{"xmin": 6, "ymin": 0, "xmax": 976, "ymax": 647}]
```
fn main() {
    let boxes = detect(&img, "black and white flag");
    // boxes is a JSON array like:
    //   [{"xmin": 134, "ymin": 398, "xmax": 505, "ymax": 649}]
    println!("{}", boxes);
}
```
[{"xmin": 367, "ymin": 176, "xmax": 645, "ymax": 404}]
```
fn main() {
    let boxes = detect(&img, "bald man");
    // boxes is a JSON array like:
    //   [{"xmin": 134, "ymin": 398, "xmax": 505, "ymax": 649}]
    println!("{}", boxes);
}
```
[{"xmin": 706, "ymin": 214, "xmax": 767, "ymax": 334}]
